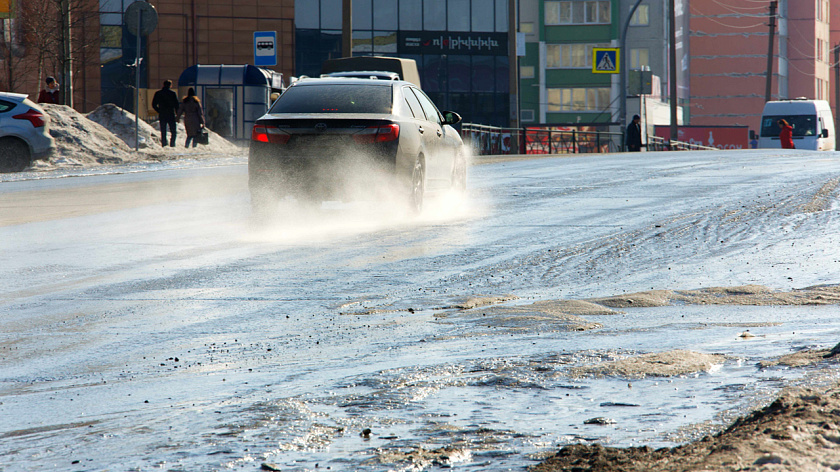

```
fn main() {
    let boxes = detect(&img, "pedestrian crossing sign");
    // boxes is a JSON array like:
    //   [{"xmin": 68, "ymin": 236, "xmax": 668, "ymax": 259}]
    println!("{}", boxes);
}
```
[{"xmin": 592, "ymin": 48, "xmax": 620, "ymax": 74}]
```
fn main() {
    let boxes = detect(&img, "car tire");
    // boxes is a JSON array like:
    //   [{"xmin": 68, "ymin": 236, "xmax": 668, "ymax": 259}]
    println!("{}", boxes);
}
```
[
  {"xmin": 0, "ymin": 138, "xmax": 31, "ymax": 173},
  {"xmin": 452, "ymin": 148, "xmax": 467, "ymax": 192},
  {"xmin": 409, "ymin": 157, "xmax": 425, "ymax": 214}
]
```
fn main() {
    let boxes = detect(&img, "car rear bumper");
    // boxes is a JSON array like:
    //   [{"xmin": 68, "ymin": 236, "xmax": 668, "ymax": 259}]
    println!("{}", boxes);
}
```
[
  {"xmin": 32, "ymin": 144, "xmax": 56, "ymax": 160},
  {"xmin": 248, "ymin": 142, "xmax": 402, "ymax": 199},
  {"xmin": 28, "ymin": 133, "xmax": 56, "ymax": 160}
]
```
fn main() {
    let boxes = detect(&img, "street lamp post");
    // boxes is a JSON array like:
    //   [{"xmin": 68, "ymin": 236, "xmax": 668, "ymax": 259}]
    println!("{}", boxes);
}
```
[{"xmin": 619, "ymin": 0, "xmax": 644, "ymax": 149}]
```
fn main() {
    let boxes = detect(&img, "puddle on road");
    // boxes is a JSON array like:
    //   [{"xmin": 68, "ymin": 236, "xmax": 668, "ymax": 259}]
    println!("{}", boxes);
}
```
[
  {"xmin": 194, "ymin": 285, "xmax": 840, "ymax": 471},
  {"xmin": 5, "ymin": 284, "xmax": 840, "ymax": 471}
]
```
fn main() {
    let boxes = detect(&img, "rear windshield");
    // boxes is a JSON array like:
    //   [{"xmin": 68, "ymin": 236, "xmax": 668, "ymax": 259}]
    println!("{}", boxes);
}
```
[
  {"xmin": 270, "ymin": 84, "xmax": 392, "ymax": 114},
  {"xmin": 760, "ymin": 114, "xmax": 817, "ymax": 137}
]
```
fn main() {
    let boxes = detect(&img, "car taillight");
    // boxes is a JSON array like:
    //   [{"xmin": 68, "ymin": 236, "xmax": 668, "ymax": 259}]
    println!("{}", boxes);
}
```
[
  {"xmin": 13, "ymin": 108, "xmax": 47, "ymax": 128},
  {"xmin": 353, "ymin": 124, "xmax": 400, "ymax": 144},
  {"xmin": 251, "ymin": 123, "xmax": 290, "ymax": 144}
]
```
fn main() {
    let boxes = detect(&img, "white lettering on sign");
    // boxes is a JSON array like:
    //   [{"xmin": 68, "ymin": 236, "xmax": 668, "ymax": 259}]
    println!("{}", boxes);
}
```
[{"xmin": 429, "ymin": 35, "xmax": 500, "ymax": 51}]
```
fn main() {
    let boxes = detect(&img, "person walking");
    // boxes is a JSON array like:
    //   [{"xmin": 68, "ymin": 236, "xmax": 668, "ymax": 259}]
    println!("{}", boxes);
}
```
[
  {"xmin": 178, "ymin": 88, "xmax": 205, "ymax": 148},
  {"xmin": 626, "ymin": 114, "xmax": 643, "ymax": 152},
  {"xmin": 37, "ymin": 76, "xmax": 60, "ymax": 104},
  {"xmin": 152, "ymin": 80, "xmax": 180, "ymax": 147},
  {"xmin": 778, "ymin": 119, "xmax": 795, "ymax": 149}
]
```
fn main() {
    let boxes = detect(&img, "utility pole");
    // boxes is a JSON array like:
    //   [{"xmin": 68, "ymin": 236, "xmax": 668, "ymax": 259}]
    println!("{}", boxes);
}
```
[
  {"xmin": 669, "ymin": 0, "xmax": 677, "ymax": 144},
  {"xmin": 619, "ymin": 0, "xmax": 644, "ymax": 150},
  {"xmin": 508, "ymin": 0, "xmax": 519, "ymax": 131},
  {"xmin": 342, "ymin": 0, "xmax": 352, "ymax": 58},
  {"xmin": 765, "ymin": 1, "xmax": 777, "ymax": 103},
  {"xmin": 835, "ymin": 44, "xmax": 839, "ymax": 150}
]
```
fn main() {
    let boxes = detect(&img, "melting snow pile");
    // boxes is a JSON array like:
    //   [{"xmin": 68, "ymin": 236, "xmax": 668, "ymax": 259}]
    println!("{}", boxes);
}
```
[
  {"xmin": 86, "ymin": 103, "xmax": 159, "ymax": 150},
  {"xmin": 40, "ymin": 104, "xmax": 136, "ymax": 167},
  {"xmin": 33, "ymin": 103, "xmax": 245, "ymax": 170}
]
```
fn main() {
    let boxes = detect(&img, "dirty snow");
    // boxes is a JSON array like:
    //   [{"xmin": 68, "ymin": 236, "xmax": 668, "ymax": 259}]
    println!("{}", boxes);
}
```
[{"xmin": 32, "ymin": 103, "xmax": 244, "ymax": 170}]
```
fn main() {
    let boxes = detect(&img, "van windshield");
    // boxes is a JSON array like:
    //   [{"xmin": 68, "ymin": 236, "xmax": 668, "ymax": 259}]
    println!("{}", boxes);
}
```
[{"xmin": 760, "ymin": 115, "xmax": 817, "ymax": 137}]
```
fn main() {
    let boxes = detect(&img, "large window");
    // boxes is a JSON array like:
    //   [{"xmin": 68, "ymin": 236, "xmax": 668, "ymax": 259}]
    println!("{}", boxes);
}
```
[
  {"xmin": 424, "ymin": 0, "xmax": 446, "ymax": 30},
  {"xmin": 629, "ymin": 48, "xmax": 649, "ymax": 69},
  {"xmin": 521, "ymin": 109, "xmax": 535, "ymax": 122},
  {"xmin": 546, "ymin": 43, "xmax": 610, "ymax": 68},
  {"xmin": 547, "ymin": 87, "xmax": 611, "ymax": 112},
  {"xmin": 630, "ymin": 4, "xmax": 649, "ymax": 26},
  {"xmin": 399, "ymin": 0, "xmax": 423, "ymax": 29},
  {"xmin": 520, "ymin": 65, "xmax": 535, "ymax": 79},
  {"xmin": 471, "ymin": 0, "xmax": 495, "ymax": 32},
  {"xmin": 545, "ymin": 1, "xmax": 611, "ymax": 25},
  {"xmin": 448, "ymin": 0, "xmax": 471, "ymax": 31}
]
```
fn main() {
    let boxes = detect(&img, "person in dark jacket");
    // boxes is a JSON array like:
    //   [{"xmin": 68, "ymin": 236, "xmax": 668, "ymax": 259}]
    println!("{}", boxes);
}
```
[
  {"xmin": 37, "ymin": 76, "xmax": 60, "ymax": 104},
  {"xmin": 152, "ymin": 80, "xmax": 180, "ymax": 147},
  {"xmin": 626, "ymin": 114, "xmax": 643, "ymax": 152},
  {"xmin": 178, "ymin": 88, "xmax": 205, "ymax": 148},
  {"xmin": 778, "ymin": 119, "xmax": 795, "ymax": 149}
]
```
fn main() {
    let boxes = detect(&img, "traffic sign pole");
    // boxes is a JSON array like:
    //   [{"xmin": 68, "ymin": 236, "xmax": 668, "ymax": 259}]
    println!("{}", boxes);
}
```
[
  {"xmin": 620, "ymin": 0, "xmax": 645, "ymax": 150},
  {"xmin": 135, "ymin": 12, "xmax": 140, "ymax": 151},
  {"xmin": 125, "ymin": 1, "xmax": 158, "ymax": 151}
]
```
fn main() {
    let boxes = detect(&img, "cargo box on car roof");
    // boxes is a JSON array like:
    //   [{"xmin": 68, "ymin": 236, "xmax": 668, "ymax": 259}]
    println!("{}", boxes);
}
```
[{"xmin": 321, "ymin": 56, "xmax": 422, "ymax": 89}]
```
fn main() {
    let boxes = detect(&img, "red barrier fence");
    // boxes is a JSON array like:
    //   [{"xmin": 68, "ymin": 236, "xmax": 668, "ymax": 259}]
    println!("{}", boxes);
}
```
[{"xmin": 461, "ymin": 123, "xmax": 623, "ymax": 156}]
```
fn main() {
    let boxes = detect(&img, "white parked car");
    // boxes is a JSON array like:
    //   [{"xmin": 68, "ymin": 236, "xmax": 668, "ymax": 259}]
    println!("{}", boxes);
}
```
[{"xmin": 0, "ymin": 92, "xmax": 56, "ymax": 172}]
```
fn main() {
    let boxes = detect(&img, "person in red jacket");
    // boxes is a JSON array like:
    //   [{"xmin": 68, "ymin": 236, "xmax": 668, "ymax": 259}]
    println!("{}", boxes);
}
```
[
  {"xmin": 778, "ymin": 119, "xmax": 795, "ymax": 149},
  {"xmin": 37, "ymin": 76, "xmax": 60, "ymax": 104}
]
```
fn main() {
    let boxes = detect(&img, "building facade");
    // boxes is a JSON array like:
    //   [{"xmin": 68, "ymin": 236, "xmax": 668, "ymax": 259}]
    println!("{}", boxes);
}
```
[
  {"xmin": 831, "ymin": 0, "xmax": 840, "ymax": 142},
  {"xmin": 103, "ymin": 0, "xmax": 295, "ymax": 115},
  {"xmin": 0, "ymin": 0, "xmax": 101, "ymax": 112},
  {"xmin": 689, "ymin": 0, "xmax": 830, "ymax": 132},
  {"xmin": 0, "ymin": 0, "xmax": 294, "ymax": 115},
  {"xmin": 518, "ymin": 0, "xmax": 619, "ymax": 125},
  {"xmin": 620, "ymin": 0, "xmax": 670, "ymax": 99},
  {"xmin": 295, "ymin": 0, "xmax": 512, "ymax": 127}
]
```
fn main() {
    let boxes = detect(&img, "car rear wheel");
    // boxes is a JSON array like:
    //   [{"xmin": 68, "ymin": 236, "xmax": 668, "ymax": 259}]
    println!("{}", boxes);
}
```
[
  {"xmin": 0, "ymin": 138, "xmax": 31, "ymax": 173},
  {"xmin": 409, "ymin": 157, "xmax": 425, "ymax": 214}
]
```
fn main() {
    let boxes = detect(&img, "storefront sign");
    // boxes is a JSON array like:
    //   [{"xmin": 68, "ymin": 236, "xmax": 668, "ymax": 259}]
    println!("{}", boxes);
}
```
[
  {"xmin": 399, "ymin": 32, "xmax": 508, "ymax": 55},
  {"xmin": 654, "ymin": 125, "xmax": 749, "ymax": 149}
]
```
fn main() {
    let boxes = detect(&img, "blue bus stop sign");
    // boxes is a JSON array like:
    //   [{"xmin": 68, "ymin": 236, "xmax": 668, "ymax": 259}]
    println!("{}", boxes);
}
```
[{"xmin": 254, "ymin": 31, "xmax": 277, "ymax": 67}]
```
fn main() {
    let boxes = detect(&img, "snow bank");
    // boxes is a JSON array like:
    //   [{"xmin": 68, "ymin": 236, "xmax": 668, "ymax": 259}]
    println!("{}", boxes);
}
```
[
  {"xmin": 33, "ymin": 103, "xmax": 245, "ymax": 170},
  {"xmin": 86, "ymin": 103, "xmax": 159, "ymax": 150}
]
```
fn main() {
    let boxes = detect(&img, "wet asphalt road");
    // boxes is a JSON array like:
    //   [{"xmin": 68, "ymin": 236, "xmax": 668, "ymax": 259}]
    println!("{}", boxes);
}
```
[{"xmin": 2, "ymin": 150, "xmax": 840, "ymax": 470}]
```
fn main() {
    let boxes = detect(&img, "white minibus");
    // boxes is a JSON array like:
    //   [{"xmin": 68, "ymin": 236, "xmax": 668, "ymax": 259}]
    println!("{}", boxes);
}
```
[{"xmin": 758, "ymin": 99, "xmax": 835, "ymax": 150}]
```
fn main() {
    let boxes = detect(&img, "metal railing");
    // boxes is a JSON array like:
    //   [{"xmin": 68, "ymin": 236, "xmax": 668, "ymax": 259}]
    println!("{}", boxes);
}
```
[
  {"xmin": 524, "ymin": 128, "xmax": 623, "ymax": 154},
  {"xmin": 461, "ymin": 123, "xmax": 623, "ymax": 156},
  {"xmin": 461, "ymin": 124, "xmax": 725, "ymax": 155},
  {"xmin": 460, "ymin": 124, "xmax": 526, "ymax": 155}
]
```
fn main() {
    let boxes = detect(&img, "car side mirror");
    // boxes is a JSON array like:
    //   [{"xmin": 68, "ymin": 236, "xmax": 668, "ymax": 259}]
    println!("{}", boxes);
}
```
[
  {"xmin": 822, "ymin": 128, "xmax": 829, "ymax": 138},
  {"xmin": 442, "ymin": 111, "xmax": 461, "ymax": 125}
]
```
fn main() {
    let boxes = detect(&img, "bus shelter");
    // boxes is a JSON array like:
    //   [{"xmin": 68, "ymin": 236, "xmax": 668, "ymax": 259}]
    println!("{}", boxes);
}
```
[{"xmin": 178, "ymin": 64, "xmax": 284, "ymax": 141}]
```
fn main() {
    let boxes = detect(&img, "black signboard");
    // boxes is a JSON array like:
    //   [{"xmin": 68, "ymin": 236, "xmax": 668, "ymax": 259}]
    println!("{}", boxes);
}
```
[{"xmin": 398, "ymin": 31, "xmax": 508, "ymax": 56}]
